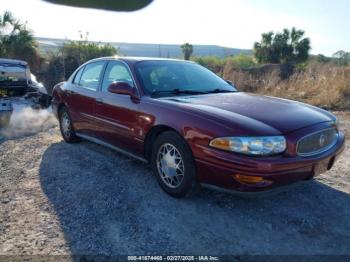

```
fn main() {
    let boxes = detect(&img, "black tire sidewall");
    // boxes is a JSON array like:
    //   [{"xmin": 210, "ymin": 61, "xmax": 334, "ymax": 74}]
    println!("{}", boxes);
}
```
[
  {"xmin": 59, "ymin": 107, "xmax": 79, "ymax": 143},
  {"xmin": 152, "ymin": 131, "xmax": 197, "ymax": 197}
]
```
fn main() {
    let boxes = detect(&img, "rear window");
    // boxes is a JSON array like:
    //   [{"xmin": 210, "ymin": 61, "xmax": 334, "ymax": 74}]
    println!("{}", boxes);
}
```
[
  {"xmin": 0, "ymin": 64, "xmax": 27, "ymax": 82},
  {"xmin": 78, "ymin": 61, "xmax": 105, "ymax": 91},
  {"xmin": 73, "ymin": 66, "xmax": 84, "ymax": 85}
]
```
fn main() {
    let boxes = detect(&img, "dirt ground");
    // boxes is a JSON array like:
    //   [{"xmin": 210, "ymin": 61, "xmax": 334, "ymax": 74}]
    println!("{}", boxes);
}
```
[{"xmin": 0, "ymin": 108, "xmax": 350, "ymax": 258}]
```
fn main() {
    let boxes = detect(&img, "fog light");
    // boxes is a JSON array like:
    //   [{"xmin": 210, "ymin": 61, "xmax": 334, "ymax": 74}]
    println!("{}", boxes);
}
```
[{"xmin": 233, "ymin": 174, "xmax": 265, "ymax": 184}]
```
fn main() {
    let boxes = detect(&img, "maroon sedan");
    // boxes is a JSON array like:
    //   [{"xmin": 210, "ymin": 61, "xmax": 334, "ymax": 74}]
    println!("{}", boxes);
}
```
[{"xmin": 52, "ymin": 57, "xmax": 345, "ymax": 197}]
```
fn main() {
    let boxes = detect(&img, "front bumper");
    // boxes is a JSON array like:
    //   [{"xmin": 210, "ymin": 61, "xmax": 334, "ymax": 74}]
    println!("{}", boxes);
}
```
[{"xmin": 195, "ymin": 131, "xmax": 345, "ymax": 193}]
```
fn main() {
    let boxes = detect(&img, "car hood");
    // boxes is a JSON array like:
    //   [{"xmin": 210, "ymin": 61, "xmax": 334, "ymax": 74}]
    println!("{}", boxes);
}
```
[{"xmin": 161, "ymin": 92, "xmax": 335, "ymax": 135}]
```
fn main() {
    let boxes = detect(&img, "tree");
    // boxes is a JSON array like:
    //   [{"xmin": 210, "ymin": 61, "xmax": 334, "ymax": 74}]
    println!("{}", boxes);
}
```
[
  {"xmin": 316, "ymin": 54, "xmax": 331, "ymax": 63},
  {"xmin": 0, "ymin": 11, "xmax": 41, "ymax": 70},
  {"xmin": 333, "ymin": 50, "xmax": 350, "ymax": 66},
  {"xmin": 181, "ymin": 43, "xmax": 193, "ymax": 60},
  {"xmin": 253, "ymin": 27, "xmax": 311, "ymax": 64}
]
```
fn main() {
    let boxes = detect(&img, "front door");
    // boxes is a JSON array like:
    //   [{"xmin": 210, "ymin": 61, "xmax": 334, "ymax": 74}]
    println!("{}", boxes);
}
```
[{"xmin": 94, "ymin": 60, "xmax": 143, "ymax": 154}]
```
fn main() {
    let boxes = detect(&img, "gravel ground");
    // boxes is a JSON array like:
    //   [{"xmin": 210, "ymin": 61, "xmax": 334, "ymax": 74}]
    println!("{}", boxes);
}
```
[{"xmin": 0, "ymin": 109, "xmax": 350, "ymax": 257}]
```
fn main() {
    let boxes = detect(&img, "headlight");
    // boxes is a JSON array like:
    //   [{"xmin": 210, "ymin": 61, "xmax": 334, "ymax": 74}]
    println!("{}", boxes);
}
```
[{"xmin": 209, "ymin": 136, "xmax": 286, "ymax": 156}]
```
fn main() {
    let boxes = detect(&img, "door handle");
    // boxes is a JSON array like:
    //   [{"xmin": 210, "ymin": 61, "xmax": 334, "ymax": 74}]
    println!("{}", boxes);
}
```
[{"xmin": 95, "ymin": 98, "xmax": 104, "ymax": 105}]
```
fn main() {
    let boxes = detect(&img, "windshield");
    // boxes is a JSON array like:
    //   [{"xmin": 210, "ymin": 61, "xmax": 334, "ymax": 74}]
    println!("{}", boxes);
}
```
[{"xmin": 135, "ymin": 60, "xmax": 237, "ymax": 97}]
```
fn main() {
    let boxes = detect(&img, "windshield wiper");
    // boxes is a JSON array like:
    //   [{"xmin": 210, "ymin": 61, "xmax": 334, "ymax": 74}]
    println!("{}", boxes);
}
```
[
  {"xmin": 151, "ymin": 88, "xmax": 208, "ymax": 97},
  {"xmin": 207, "ymin": 88, "xmax": 236, "ymax": 94}
]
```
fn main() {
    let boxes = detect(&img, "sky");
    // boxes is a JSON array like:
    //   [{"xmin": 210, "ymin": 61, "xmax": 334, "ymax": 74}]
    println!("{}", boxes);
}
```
[{"xmin": 0, "ymin": 0, "xmax": 349, "ymax": 56}]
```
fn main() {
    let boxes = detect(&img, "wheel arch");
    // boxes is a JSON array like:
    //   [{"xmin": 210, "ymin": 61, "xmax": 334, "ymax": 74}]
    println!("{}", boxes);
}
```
[
  {"xmin": 57, "ymin": 103, "xmax": 66, "ymax": 115},
  {"xmin": 144, "ymin": 125, "xmax": 184, "ymax": 161}
]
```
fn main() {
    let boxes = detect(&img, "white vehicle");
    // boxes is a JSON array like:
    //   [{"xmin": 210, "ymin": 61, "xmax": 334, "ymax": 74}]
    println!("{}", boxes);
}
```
[{"xmin": 0, "ymin": 58, "xmax": 49, "ymax": 107}]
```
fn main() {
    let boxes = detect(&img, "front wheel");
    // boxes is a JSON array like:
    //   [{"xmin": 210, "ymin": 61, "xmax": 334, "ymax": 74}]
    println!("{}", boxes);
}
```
[{"xmin": 152, "ymin": 131, "xmax": 199, "ymax": 198}]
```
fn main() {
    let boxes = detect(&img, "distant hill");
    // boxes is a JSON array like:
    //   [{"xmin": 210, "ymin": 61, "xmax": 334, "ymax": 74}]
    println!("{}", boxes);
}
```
[{"xmin": 35, "ymin": 37, "xmax": 252, "ymax": 58}]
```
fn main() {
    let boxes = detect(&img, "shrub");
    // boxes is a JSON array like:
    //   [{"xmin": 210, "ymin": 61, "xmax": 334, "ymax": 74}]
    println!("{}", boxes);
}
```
[
  {"xmin": 225, "ymin": 54, "xmax": 256, "ymax": 69},
  {"xmin": 223, "ymin": 61, "xmax": 350, "ymax": 110},
  {"xmin": 60, "ymin": 39, "xmax": 118, "ymax": 78},
  {"xmin": 192, "ymin": 56, "xmax": 225, "ymax": 75}
]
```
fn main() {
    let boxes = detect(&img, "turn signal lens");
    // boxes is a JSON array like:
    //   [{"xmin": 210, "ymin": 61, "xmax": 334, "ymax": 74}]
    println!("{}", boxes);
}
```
[
  {"xmin": 233, "ymin": 174, "xmax": 264, "ymax": 184},
  {"xmin": 209, "ymin": 138, "xmax": 231, "ymax": 151}
]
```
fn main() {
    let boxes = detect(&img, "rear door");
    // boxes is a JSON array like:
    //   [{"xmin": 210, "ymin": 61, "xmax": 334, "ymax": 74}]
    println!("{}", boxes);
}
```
[{"xmin": 65, "ymin": 61, "xmax": 106, "ymax": 137}]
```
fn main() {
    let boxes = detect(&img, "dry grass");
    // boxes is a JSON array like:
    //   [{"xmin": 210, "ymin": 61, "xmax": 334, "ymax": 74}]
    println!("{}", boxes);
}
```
[{"xmin": 223, "ymin": 62, "xmax": 350, "ymax": 110}]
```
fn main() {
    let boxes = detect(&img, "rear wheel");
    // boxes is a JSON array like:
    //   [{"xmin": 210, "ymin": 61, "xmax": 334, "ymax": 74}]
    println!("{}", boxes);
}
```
[
  {"xmin": 151, "ymin": 131, "xmax": 199, "ymax": 197},
  {"xmin": 59, "ymin": 106, "xmax": 80, "ymax": 143}
]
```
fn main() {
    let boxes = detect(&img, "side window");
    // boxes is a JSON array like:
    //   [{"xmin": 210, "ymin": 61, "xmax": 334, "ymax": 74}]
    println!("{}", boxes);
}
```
[
  {"xmin": 72, "ymin": 66, "xmax": 84, "ymax": 85},
  {"xmin": 79, "ymin": 61, "xmax": 105, "ymax": 91},
  {"xmin": 101, "ymin": 61, "xmax": 134, "ymax": 92}
]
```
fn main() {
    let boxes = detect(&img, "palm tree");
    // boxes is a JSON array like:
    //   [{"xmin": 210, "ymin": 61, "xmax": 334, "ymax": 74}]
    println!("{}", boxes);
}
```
[
  {"xmin": 0, "ymin": 11, "xmax": 40, "ymax": 69},
  {"xmin": 0, "ymin": 11, "xmax": 16, "ymax": 56},
  {"xmin": 253, "ymin": 27, "xmax": 310, "ymax": 64},
  {"xmin": 181, "ymin": 43, "xmax": 193, "ymax": 60}
]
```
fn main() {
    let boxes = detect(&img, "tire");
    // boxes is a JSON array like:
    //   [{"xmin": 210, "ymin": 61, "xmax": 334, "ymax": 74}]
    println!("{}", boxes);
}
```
[
  {"xmin": 151, "ymin": 131, "xmax": 199, "ymax": 198},
  {"xmin": 59, "ymin": 106, "xmax": 81, "ymax": 143}
]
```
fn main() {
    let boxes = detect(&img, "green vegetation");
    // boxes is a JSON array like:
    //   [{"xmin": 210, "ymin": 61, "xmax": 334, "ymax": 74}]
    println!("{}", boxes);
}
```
[
  {"xmin": 193, "ymin": 56, "xmax": 225, "ymax": 74},
  {"xmin": 59, "ymin": 33, "xmax": 118, "ymax": 78},
  {"xmin": 43, "ymin": 33, "xmax": 118, "ymax": 92},
  {"xmin": 253, "ymin": 27, "xmax": 310, "ymax": 64},
  {"xmin": 316, "ymin": 54, "xmax": 331, "ymax": 63},
  {"xmin": 181, "ymin": 43, "xmax": 193, "ymax": 60},
  {"xmin": 333, "ymin": 50, "xmax": 350, "ymax": 66},
  {"xmin": 226, "ymin": 54, "xmax": 256, "ymax": 69},
  {"xmin": 0, "ymin": 11, "xmax": 41, "ymax": 70},
  {"xmin": 192, "ymin": 54, "xmax": 256, "ymax": 76}
]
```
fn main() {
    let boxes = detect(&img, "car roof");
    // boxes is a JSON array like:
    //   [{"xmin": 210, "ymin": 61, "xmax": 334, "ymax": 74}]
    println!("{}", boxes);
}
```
[{"xmin": 87, "ymin": 56, "xmax": 194, "ymax": 64}]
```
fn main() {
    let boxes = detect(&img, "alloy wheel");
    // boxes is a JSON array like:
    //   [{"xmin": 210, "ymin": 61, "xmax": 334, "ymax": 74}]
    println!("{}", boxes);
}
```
[
  {"xmin": 156, "ymin": 143, "xmax": 185, "ymax": 188},
  {"xmin": 61, "ymin": 112, "xmax": 71, "ymax": 138}
]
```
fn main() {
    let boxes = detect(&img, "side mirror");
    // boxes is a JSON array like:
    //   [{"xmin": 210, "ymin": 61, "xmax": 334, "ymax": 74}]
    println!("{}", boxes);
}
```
[{"xmin": 108, "ymin": 81, "xmax": 137, "ymax": 98}]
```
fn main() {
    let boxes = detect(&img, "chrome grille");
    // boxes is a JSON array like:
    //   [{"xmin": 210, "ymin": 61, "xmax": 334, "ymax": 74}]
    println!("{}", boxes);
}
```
[{"xmin": 297, "ymin": 128, "xmax": 338, "ymax": 156}]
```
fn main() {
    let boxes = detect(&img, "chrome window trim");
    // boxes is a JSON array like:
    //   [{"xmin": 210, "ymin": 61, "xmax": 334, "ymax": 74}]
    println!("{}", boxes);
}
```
[{"xmin": 296, "ymin": 127, "xmax": 339, "ymax": 157}]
